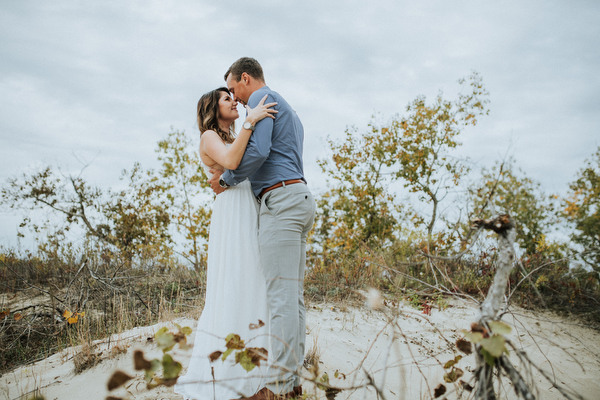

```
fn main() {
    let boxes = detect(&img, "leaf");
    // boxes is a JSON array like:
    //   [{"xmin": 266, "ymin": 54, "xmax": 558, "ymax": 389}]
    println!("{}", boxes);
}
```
[
  {"xmin": 481, "ymin": 348, "xmax": 496, "ymax": 367},
  {"xmin": 479, "ymin": 335, "xmax": 506, "ymax": 358},
  {"xmin": 162, "ymin": 354, "xmax": 182, "ymax": 379},
  {"xmin": 144, "ymin": 359, "xmax": 161, "ymax": 383},
  {"xmin": 455, "ymin": 338, "xmax": 472, "ymax": 355},
  {"xmin": 460, "ymin": 380, "xmax": 474, "ymax": 392},
  {"xmin": 235, "ymin": 349, "xmax": 257, "ymax": 372},
  {"xmin": 225, "ymin": 333, "xmax": 245, "ymax": 350},
  {"xmin": 317, "ymin": 372, "xmax": 330, "ymax": 390},
  {"xmin": 14, "ymin": 313, "xmax": 23, "ymax": 321},
  {"xmin": 463, "ymin": 331, "xmax": 483, "ymax": 344},
  {"xmin": 434, "ymin": 383, "xmax": 447, "ymax": 398},
  {"xmin": 443, "ymin": 368, "xmax": 464, "ymax": 383},
  {"xmin": 67, "ymin": 316, "xmax": 79, "ymax": 324},
  {"xmin": 134, "ymin": 350, "xmax": 152, "ymax": 371},
  {"xmin": 180, "ymin": 326, "xmax": 193, "ymax": 336},
  {"xmin": 63, "ymin": 310, "xmax": 73, "ymax": 319},
  {"xmin": 249, "ymin": 319, "xmax": 265, "ymax": 330},
  {"xmin": 488, "ymin": 321, "xmax": 511, "ymax": 335},
  {"xmin": 0, "ymin": 310, "xmax": 9, "ymax": 321},
  {"xmin": 470, "ymin": 322, "xmax": 487, "ymax": 335},
  {"xmin": 209, "ymin": 351, "xmax": 223, "ymax": 362},
  {"xmin": 221, "ymin": 348, "xmax": 234, "ymax": 361},
  {"xmin": 155, "ymin": 327, "xmax": 176, "ymax": 352},
  {"xmin": 325, "ymin": 388, "xmax": 341, "ymax": 400},
  {"xmin": 443, "ymin": 355, "xmax": 462, "ymax": 369},
  {"xmin": 107, "ymin": 370, "xmax": 133, "ymax": 391},
  {"xmin": 246, "ymin": 347, "xmax": 268, "ymax": 367}
]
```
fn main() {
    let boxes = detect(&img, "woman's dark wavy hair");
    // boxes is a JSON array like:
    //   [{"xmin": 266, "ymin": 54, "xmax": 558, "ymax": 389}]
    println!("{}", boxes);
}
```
[{"xmin": 197, "ymin": 87, "xmax": 235, "ymax": 143}]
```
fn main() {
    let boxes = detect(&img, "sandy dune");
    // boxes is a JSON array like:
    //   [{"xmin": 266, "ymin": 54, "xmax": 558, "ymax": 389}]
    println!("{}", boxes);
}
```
[{"xmin": 2, "ymin": 299, "xmax": 599, "ymax": 400}]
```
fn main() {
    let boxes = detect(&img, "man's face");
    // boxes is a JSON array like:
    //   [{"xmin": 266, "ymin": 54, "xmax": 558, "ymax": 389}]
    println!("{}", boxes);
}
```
[{"xmin": 226, "ymin": 72, "xmax": 250, "ymax": 105}]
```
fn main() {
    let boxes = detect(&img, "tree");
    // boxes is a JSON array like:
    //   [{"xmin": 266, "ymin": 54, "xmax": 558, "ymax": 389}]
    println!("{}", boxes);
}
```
[
  {"xmin": 1, "ymin": 164, "xmax": 172, "ymax": 265},
  {"xmin": 390, "ymin": 71, "xmax": 489, "ymax": 245},
  {"xmin": 315, "ymin": 72, "xmax": 490, "ymax": 256},
  {"xmin": 151, "ymin": 130, "xmax": 212, "ymax": 271},
  {"xmin": 467, "ymin": 158, "xmax": 556, "ymax": 255},
  {"xmin": 315, "ymin": 125, "xmax": 405, "ymax": 255},
  {"xmin": 104, "ymin": 163, "xmax": 173, "ymax": 263},
  {"xmin": 563, "ymin": 146, "xmax": 600, "ymax": 273}
]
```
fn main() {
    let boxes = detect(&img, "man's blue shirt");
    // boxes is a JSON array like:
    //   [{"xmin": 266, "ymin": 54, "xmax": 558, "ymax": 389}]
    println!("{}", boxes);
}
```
[{"xmin": 221, "ymin": 86, "xmax": 305, "ymax": 197}]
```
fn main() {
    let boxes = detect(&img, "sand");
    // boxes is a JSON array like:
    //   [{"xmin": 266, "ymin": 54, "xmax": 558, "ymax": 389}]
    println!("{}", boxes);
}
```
[{"xmin": 2, "ymin": 299, "xmax": 599, "ymax": 400}]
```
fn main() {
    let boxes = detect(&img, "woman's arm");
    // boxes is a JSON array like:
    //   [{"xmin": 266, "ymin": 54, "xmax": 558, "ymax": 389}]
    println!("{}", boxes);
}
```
[{"xmin": 200, "ymin": 95, "xmax": 277, "ymax": 170}]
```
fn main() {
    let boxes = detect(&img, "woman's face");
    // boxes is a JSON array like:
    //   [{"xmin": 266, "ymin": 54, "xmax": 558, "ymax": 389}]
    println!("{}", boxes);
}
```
[{"xmin": 218, "ymin": 91, "xmax": 239, "ymax": 122}]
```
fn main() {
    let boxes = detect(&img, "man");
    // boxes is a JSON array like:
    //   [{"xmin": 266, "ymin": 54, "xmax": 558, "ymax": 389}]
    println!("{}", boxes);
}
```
[{"xmin": 209, "ymin": 57, "xmax": 316, "ymax": 400}]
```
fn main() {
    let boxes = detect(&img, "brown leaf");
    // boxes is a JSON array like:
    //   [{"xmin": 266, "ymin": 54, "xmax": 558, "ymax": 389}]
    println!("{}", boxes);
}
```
[
  {"xmin": 209, "ymin": 351, "xmax": 223, "ymax": 362},
  {"xmin": 470, "ymin": 322, "xmax": 489, "ymax": 337},
  {"xmin": 443, "ymin": 368, "xmax": 464, "ymax": 383},
  {"xmin": 460, "ymin": 380, "xmax": 474, "ymax": 391},
  {"xmin": 325, "ymin": 388, "xmax": 341, "ymax": 400},
  {"xmin": 161, "ymin": 377, "xmax": 179, "ymax": 387},
  {"xmin": 134, "ymin": 350, "xmax": 152, "ymax": 371},
  {"xmin": 249, "ymin": 319, "xmax": 265, "ymax": 330},
  {"xmin": 107, "ymin": 370, "xmax": 133, "ymax": 391},
  {"xmin": 456, "ymin": 338, "xmax": 472, "ymax": 355},
  {"xmin": 246, "ymin": 347, "xmax": 268, "ymax": 366},
  {"xmin": 225, "ymin": 333, "xmax": 245, "ymax": 350},
  {"xmin": 0, "ymin": 310, "xmax": 9, "ymax": 321},
  {"xmin": 173, "ymin": 332, "xmax": 187, "ymax": 344},
  {"xmin": 434, "ymin": 383, "xmax": 447, "ymax": 398},
  {"xmin": 14, "ymin": 313, "xmax": 23, "ymax": 321}
]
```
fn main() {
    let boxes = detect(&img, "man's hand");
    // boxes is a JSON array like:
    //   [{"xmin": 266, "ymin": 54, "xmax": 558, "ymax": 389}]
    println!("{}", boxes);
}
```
[{"xmin": 208, "ymin": 168, "xmax": 227, "ymax": 195}]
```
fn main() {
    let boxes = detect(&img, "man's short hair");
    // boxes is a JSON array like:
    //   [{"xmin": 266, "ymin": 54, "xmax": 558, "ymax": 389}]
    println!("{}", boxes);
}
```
[{"xmin": 224, "ymin": 57, "xmax": 265, "ymax": 82}]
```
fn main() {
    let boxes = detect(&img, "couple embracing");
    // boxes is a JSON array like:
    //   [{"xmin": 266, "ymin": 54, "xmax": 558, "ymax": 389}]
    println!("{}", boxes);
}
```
[{"xmin": 174, "ymin": 57, "xmax": 316, "ymax": 400}]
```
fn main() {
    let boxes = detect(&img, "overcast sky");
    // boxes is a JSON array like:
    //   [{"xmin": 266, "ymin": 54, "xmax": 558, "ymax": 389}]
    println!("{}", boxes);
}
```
[{"xmin": 1, "ymin": 0, "xmax": 599, "ymax": 249}]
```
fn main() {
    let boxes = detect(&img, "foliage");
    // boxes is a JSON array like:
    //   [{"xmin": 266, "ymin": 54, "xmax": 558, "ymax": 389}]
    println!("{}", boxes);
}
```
[
  {"xmin": 104, "ymin": 163, "xmax": 173, "ymax": 263},
  {"xmin": 467, "ymin": 158, "xmax": 559, "ymax": 255},
  {"xmin": 106, "ymin": 324, "xmax": 192, "ymax": 398},
  {"xmin": 151, "ymin": 130, "xmax": 213, "ymax": 271},
  {"xmin": 209, "ymin": 330, "xmax": 269, "ymax": 373},
  {"xmin": 0, "ymin": 164, "xmax": 172, "ymax": 264},
  {"xmin": 315, "ymin": 72, "xmax": 490, "ymax": 261},
  {"xmin": 390, "ymin": 71, "xmax": 489, "ymax": 243},
  {"xmin": 563, "ymin": 146, "xmax": 600, "ymax": 274},
  {"xmin": 316, "ymin": 126, "xmax": 404, "ymax": 255}
]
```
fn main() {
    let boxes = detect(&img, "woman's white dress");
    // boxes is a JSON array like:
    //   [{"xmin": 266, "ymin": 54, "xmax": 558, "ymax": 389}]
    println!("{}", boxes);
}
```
[{"xmin": 174, "ymin": 171, "xmax": 270, "ymax": 400}]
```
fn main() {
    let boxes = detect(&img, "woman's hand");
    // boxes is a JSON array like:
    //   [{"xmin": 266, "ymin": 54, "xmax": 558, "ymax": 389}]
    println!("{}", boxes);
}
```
[{"xmin": 244, "ymin": 94, "xmax": 277, "ymax": 126}]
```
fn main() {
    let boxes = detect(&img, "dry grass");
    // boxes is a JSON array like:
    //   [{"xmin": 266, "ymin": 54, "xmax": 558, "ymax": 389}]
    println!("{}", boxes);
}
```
[{"xmin": 0, "ymin": 248, "xmax": 206, "ymax": 374}]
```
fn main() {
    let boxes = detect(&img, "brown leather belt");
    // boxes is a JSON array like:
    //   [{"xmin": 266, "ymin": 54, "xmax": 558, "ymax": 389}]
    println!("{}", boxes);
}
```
[{"xmin": 258, "ymin": 179, "xmax": 304, "ymax": 199}]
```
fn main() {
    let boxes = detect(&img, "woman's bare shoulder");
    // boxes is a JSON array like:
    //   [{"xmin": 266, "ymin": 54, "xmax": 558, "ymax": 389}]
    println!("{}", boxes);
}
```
[{"xmin": 199, "ymin": 131, "xmax": 224, "ymax": 168}]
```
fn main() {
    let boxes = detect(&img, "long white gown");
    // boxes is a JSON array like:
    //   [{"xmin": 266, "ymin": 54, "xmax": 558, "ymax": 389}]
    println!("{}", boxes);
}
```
[{"xmin": 174, "ymin": 171, "xmax": 270, "ymax": 400}]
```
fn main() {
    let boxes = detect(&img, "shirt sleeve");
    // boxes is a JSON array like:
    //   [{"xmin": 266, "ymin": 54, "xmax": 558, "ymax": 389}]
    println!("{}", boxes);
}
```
[{"xmin": 221, "ymin": 91, "xmax": 275, "ymax": 186}]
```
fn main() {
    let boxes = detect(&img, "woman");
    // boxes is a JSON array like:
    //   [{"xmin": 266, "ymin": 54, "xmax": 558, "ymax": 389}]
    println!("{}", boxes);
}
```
[{"xmin": 174, "ymin": 88, "xmax": 277, "ymax": 400}]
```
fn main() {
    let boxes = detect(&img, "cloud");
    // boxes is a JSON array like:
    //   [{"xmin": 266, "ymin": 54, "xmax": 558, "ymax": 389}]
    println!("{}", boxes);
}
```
[{"xmin": 1, "ymin": 0, "xmax": 599, "ymax": 248}]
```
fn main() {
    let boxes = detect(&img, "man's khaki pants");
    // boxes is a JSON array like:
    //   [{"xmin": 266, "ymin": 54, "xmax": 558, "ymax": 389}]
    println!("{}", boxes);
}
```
[{"xmin": 258, "ymin": 182, "xmax": 316, "ymax": 394}]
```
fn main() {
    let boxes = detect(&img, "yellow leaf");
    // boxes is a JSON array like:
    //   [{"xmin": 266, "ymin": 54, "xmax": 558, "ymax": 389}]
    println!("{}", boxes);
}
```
[
  {"xmin": 63, "ymin": 310, "xmax": 73, "ymax": 319},
  {"xmin": 480, "ymin": 335, "xmax": 506, "ymax": 357},
  {"xmin": 463, "ymin": 331, "xmax": 484, "ymax": 344},
  {"xmin": 488, "ymin": 321, "xmax": 511, "ymax": 335},
  {"xmin": 68, "ymin": 316, "xmax": 79, "ymax": 324}
]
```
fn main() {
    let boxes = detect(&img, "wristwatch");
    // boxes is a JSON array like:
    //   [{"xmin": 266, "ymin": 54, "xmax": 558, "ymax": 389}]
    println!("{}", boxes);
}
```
[
  {"xmin": 242, "ymin": 121, "xmax": 255, "ymax": 131},
  {"xmin": 219, "ymin": 177, "xmax": 230, "ymax": 188}
]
